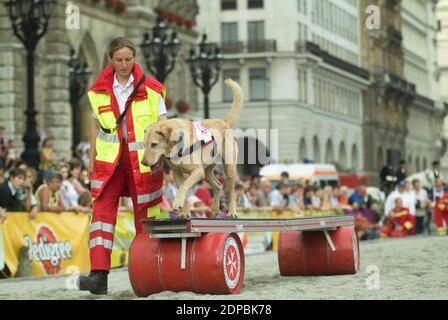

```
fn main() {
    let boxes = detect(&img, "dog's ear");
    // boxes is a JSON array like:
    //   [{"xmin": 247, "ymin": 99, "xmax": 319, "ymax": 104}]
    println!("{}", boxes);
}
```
[{"xmin": 156, "ymin": 124, "xmax": 173, "ymax": 141}]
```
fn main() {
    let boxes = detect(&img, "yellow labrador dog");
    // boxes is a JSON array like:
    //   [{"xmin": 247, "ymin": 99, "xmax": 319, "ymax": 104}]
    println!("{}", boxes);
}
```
[{"xmin": 141, "ymin": 77, "xmax": 243, "ymax": 218}]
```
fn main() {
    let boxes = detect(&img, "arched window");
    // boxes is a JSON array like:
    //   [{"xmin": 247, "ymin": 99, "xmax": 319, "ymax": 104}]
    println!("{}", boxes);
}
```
[
  {"xmin": 339, "ymin": 142, "xmax": 347, "ymax": 170},
  {"xmin": 325, "ymin": 139, "xmax": 334, "ymax": 163},
  {"xmin": 351, "ymin": 144, "xmax": 359, "ymax": 171},
  {"xmin": 299, "ymin": 138, "xmax": 307, "ymax": 162},
  {"xmin": 313, "ymin": 136, "xmax": 321, "ymax": 163}
]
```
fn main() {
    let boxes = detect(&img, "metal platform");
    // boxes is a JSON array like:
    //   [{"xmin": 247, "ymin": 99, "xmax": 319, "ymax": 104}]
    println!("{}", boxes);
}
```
[{"xmin": 142, "ymin": 215, "xmax": 354, "ymax": 237}]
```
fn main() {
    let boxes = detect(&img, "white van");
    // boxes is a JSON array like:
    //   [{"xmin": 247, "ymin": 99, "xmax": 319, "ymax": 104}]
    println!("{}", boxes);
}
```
[{"xmin": 259, "ymin": 163, "xmax": 339, "ymax": 188}]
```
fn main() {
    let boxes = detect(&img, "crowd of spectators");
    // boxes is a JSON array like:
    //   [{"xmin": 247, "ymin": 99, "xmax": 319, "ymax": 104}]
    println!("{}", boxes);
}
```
[
  {"xmin": 1, "ymin": 126, "xmax": 447, "ymax": 240},
  {"xmin": 0, "ymin": 126, "xmax": 92, "ymax": 223}
]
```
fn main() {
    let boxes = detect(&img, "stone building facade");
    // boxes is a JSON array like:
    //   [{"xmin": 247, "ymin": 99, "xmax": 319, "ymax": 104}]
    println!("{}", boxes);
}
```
[
  {"xmin": 360, "ymin": 0, "xmax": 444, "ymax": 185},
  {"xmin": 196, "ymin": 0, "xmax": 369, "ymax": 176},
  {"xmin": 0, "ymin": 0, "xmax": 199, "ymax": 161}
]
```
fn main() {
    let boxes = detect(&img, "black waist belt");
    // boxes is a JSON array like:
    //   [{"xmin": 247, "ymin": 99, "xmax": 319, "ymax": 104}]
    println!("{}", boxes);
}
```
[{"xmin": 101, "ymin": 126, "xmax": 113, "ymax": 134}]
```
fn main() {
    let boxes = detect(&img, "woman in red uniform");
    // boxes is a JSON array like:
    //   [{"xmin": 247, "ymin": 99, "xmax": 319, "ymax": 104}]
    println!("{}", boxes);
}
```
[
  {"xmin": 78, "ymin": 37, "xmax": 167, "ymax": 295},
  {"xmin": 381, "ymin": 197, "xmax": 415, "ymax": 238},
  {"xmin": 434, "ymin": 192, "xmax": 448, "ymax": 236}
]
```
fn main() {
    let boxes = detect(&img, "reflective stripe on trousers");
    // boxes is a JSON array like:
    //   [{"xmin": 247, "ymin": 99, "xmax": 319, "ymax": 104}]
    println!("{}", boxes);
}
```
[
  {"xmin": 137, "ymin": 188, "xmax": 163, "ymax": 204},
  {"xmin": 89, "ymin": 237, "xmax": 113, "ymax": 250}
]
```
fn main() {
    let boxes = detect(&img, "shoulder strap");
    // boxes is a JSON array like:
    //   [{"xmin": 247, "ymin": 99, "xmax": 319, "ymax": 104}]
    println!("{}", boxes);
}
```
[{"xmin": 115, "ymin": 75, "xmax": 145, "ymax": 127}]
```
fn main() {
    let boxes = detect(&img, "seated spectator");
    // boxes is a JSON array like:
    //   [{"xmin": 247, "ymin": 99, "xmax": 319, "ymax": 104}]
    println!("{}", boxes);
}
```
[
  {"xmin": 270, "ymin": 182, "xmax": 291, "ymax": 212},
  {"xmin": 188, "ymin": 195, "xmax": 212, "ymax": 218},
  {"xmin": 384, "ymin": 180, "xmax": 415, "ymax": 217},
  {"xmin": 257, "ymin": 179, "xmax": 272, "ymax": 209},
  {"xmin": 381, "ymin": 197, "xmax": 415, "ymax": 238},
  {"xmin": 35, "ymin": 172, "xmax": 64, "ymax": 213},
  {"xmin": 247, "ymin": 183, "xmax": 262, "ymax": 209},
  {"xmin": 331, "ymin": 185, "xmax": 342, "ymax": 210},
  {"xmin": 236, "ymin": 183, "xmax": 252, "ymax": 212},
  {"xmin": 303, "ymin": 186, "xmax": 314, "ymax": 210},
  {"xmin": 355, "ymin": 214, "xmax": 380, "ymax": 240},
  {"xmin": 76, "ymin": 137, "xmax": 90, "ymax": 170},
  {"xmin": 78, "ymin": 191, "xmax": 92, "ymax": 210},
  {"xmin": 219, "ymin": 184, "xmax": 230, "ymax": 213},
  {"xmin": 311, "ymin": 186, "xmax": 323, "ymax": 209},
  {"xmin": 321, "ymin": 186, "xmax": 333, "ymax": 211},
  {"xmin": 163, "ymin": 167, "xmax": 178, "ymax": 205},
  {"xmin": 0, "ymin": 167, "xmax": 26, "ymax": 211},
  {"xmin": 159, "ymin": 194, "xmax": 173, "ymax": 214},
  {"xmin": 80, "ymin": 168, "xmax": 90, "ymax": 190},
  {"xmin": 195, "ymin": 180, "xmax": 213, "ymax": 208},
  {"xmin": 290, "ymin": 184, "xmax": 305, "ymax": 212},
  {"xmin": 59, "ymin": 160, "xmax": 89, "ymax": 212},
  {"xmin": 16, "ymin": 167, "xmax": 39, "ymax": 220},
  {"xmin": 280, "ymin": 171, "xmax": 290, "ymax": 185},
  {"xmin": 349, "ymin": 185, "xmax": 372, "ymax": 211},
  {"xmin": 338, "ymin": 186, "xmax": 352, "ymax": 210}
]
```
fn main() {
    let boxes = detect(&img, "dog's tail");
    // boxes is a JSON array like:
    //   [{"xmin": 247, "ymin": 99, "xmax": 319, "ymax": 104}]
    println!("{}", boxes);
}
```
[{"xmin": 223, "ymin": 77, "xmax": 243, "ymax": 128}]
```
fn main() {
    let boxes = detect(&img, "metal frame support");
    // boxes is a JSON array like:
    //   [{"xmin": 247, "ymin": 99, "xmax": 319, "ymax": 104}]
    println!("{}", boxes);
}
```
[
  {"xmin": 323, "ymin": 230, "xmax": 336, "ymax": 252},
  {"xmin": 181, "ymin": 237, "xmax": 187, "ymax": 269}
]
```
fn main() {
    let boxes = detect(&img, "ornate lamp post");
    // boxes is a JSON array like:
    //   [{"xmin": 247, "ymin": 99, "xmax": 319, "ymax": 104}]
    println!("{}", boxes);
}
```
[
  {"xmin": 68, "ymin": 49, "xmax": 91, "ymax": 154},
  {"xmin": 4, "ymin": 0, "xmax": 56, "ymax": 169},
  {"xmin": 140, "ymin": 17, "xmax": 181, "ymax": 83},
  {"xmin": 186, "ymin": 34, "xmax": 223, "ymax": 119}
]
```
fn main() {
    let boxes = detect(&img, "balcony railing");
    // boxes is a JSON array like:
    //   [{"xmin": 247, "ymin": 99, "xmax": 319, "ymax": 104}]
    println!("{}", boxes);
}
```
[
  {"xmin": 295, "ymin": 41, "xmax": 369, "ymax": 80},
  {"xmin": 221, "ymin": 41, "xmax": 244, "ymax": 54},
  {"xmin": 220, "ymin": 40, "xmax": 277, "ymax": 54},
  {"xmin": 246, "ymin": 40, "xmax": 277, "ymax": 53}
]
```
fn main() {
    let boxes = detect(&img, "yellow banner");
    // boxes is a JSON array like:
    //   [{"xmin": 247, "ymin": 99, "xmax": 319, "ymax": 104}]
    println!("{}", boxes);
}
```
[
  {"xmin": 1, "ymin": 212, "xmax": 90, "ymax": 277},
  {"xmin": 1, "ymin": 209, "xmax": 341, "ymax": 277}
]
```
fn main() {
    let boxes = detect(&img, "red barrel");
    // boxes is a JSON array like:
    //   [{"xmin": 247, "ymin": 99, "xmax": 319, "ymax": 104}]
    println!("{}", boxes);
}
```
[
  {"xmin": 278, "ymin": 226, "xmax": 360, "ymax": 276},
  {"xmin": 128, "ymin": 232, "xmax": 245, "ymax": 297}
]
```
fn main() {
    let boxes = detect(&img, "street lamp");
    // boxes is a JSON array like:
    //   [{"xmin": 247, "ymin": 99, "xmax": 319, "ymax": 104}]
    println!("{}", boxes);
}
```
[
  {"xmin": 140, "ymin": 16, "xmax": 181, "ymax": 83},
  {"xmin": 4, "ymin": 0, "xmax": 56, "ymax": 170},
  {"xmin": 186, "ymin": 34, "xmax": 223, "ymax": 119},
  {"xmin": 69, "ymin": 49, "xmax": 91, "ymax": 155}
]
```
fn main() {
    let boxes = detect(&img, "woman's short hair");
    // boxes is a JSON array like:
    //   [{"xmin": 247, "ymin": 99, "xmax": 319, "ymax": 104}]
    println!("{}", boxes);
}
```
[{"xmin": 108, "ymin": 37, "xmax": 136, "ymax": 59}]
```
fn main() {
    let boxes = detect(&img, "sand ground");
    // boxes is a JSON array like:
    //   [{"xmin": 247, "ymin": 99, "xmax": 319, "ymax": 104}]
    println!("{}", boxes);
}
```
[{"xmin": 0, "ymin": 235, "xmax": 447, "ymax": 300}]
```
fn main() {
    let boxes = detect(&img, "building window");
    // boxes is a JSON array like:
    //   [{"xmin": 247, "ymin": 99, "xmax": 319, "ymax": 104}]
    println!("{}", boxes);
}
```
[
  {"xmin": 222, "ymin": 22, "xmax": 238, "ymax": 45},
  {"xmin": 221, "ymin": 0, "xmax": 237, "ymax": 10},
  {"xmin": 250, "ymin": 68, "xmax": 266, "ymax": 101},
  {"xmin": 298, "ymin": 0, "xmax": 307, "ymax": 13},
  {"xmin": 248, "ymin": 21, "xmax": 265, "ymax": 51},
  {"xmin": 248, "ymin": 0, "xmax": 263, "ymax": 9},
  {"xmin": 223, "ymin": 70, "xmax": 240, "ymax": 102},
  {"xmin": 248, "ymin": 21, "xmax": 264, "ymax": 42}
]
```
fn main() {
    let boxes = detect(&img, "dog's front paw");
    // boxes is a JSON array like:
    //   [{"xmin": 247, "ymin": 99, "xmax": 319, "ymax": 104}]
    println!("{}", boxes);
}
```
[
  {"xmin": 172, "ymin": 197, "xmax": 184, "ymax": 212},
  {"xmin": 176, "ymin": 212, "xmax": 191, "ymax": 219},
  {"xmin": 227, "ymin": 211, "xmax": 238, "ymax": 219}
]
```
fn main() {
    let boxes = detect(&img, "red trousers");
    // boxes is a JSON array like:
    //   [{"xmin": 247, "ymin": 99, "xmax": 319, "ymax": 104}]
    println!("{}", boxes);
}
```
[
  {"xmin": 434, "ymin": 208, "xmax": 448, "ymax": 235},
  {"xmin": 89, "ymin": 143, "xmax": 148, "ymax": 271}
]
